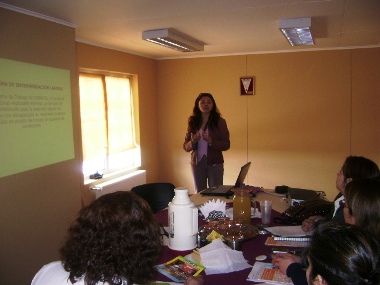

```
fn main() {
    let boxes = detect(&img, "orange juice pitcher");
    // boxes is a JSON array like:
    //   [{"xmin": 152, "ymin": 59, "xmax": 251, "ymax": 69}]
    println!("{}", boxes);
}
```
[{"xmin": 232, "ymin": 188, "xmax": 252, "ymax": 225}]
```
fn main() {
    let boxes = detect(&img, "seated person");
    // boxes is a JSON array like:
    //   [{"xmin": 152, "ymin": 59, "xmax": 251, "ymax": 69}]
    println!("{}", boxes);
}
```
[
  {"xmin": 301, "ymin": 156, "xmax": 379, "ymax": 232},
  {"xmin": 305, "ymin": 223, "xmax": 380, "ymax": 285},
  {"xmin": 32, "ymin": 191, "xmax": 203, "ymax": 285},
  {"xmin": 343, "ymin": 177, "xmax": 380, "ymax": 235},
  {"xmin": 274, "ymin": 175, "xmax": 380, "ymax": 285}
]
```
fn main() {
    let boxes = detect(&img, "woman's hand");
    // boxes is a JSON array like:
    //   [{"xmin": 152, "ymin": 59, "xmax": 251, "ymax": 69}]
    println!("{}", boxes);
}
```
[
  {"xmin": 272, "ymin": 253, "xmax": 301, "ymax": 275},
  {"xmin": 201, "ymin": 131, "xmax": 212, "ymax": 145},
  {"xmin": 185, "ymin": 275, "xmax": 204, "ymax": 285},
  {"xmin": 191, "ymin": 132, "xmax": 201, "ymax": 144}
]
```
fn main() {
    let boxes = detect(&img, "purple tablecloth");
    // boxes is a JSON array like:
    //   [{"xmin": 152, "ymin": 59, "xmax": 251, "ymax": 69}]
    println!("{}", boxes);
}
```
[{"xmin": 153, "ymin": 207, "xmax": 285, "ymax": 284}]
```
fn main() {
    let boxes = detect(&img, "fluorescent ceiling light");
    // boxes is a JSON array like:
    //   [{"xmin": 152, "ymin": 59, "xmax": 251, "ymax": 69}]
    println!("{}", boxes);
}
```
[
  {"xmin": 279, "ymin": 18, "xmax": 314, "ymax": 46},
  {"xmin": 142, "ymin": 28, "xmax": 204, "ymax": 52}
]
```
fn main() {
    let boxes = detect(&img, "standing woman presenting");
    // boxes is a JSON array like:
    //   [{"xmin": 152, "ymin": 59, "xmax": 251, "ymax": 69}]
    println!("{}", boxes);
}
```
[{"xmin": 183, "ymin": 93, "xmax": 230, "ymax": 193}]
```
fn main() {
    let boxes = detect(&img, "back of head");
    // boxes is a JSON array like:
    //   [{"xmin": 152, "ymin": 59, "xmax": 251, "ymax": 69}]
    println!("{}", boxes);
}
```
[
  {"xmin": 60, "ymin": 191, "xmax": 161, "ymax": 285},
  {"xmin": 342, "ymin": 156, "xmax": 380, "ymax": 180},
  {"xmin": 307, "ymin": 222, "xmax": 380, "ymax": 285},
  {"xmin": 345, "ymin": 178, "xmax": 380, "ymax": 236}
]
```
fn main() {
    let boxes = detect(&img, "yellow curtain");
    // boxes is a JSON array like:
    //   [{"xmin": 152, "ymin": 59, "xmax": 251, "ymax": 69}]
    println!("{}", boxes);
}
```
[
  {"xmin": 79, "ymin": 73, "xmax": 107, "ymax": 162},
  {"xmin": 105, "ymin": 76, "xmax": 135, "ymax": 154},
  {"xmin": 79, "ymin": 73, "xmax": 135, "ymax": 163}
]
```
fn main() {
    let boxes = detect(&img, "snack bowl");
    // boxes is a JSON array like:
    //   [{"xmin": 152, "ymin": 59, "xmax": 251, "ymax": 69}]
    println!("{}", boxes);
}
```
[
  {"xmin": 197, "ymin": 223, "xmax": 259, "ymax": 250},
  {"xmin": 224, "ymin": 236, "xmax": 244, "ymax": 251}
]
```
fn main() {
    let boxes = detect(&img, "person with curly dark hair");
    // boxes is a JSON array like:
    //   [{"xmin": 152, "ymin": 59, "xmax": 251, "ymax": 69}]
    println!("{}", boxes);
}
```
[
  {"xmin": 32, "ymin": 191, "xmax": 204, "ymax": 285},
  {"xmin": 183, "ymin": 93, "xmax": 230, "ymax": 193},
  {"xmin": 305, "ymin": 222, "xmax": 380, "ymax": 285}
]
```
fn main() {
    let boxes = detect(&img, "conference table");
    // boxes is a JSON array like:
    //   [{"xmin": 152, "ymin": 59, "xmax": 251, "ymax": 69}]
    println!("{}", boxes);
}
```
[{"xmin": 153, "ymin": 190, "xmax": 294, "ymax": 284}]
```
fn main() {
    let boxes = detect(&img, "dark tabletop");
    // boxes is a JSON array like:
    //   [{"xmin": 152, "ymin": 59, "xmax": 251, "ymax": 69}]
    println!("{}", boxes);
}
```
[{"xmin": 153, "ymin": 206, "xmax": 294, "ymax": 284}]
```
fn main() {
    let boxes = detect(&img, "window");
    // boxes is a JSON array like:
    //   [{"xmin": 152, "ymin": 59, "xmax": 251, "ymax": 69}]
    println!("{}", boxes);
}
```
[{"xmin": 79, "ymin": 72, "xmax": 140, "ymax": 176}]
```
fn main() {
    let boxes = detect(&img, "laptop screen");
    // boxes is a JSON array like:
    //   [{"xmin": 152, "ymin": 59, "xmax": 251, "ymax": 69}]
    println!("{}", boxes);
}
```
[{"xmin": 234, "ymin": 162, "xmax": 251, "ymax": 187}]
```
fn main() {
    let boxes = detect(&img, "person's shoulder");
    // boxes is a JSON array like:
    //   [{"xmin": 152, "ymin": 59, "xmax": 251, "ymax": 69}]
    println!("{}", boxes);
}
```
[
  {"xmin": 333, "ymin": 193, "xmax": 343, "ymax": 201},
  {"xmin": 217, "ymin": 117, "xmax": 229, "ymax": 129},
  {"xmin": 35, "ymin": 261, "xmax": 63, "ymax": 274},
  {"xmin": 217, "ymin": 117, "xmax": 227, "ymax": 124},
  {"xmin": 32, "ymin": 261, "xmax": 77, "ymax": 285}
]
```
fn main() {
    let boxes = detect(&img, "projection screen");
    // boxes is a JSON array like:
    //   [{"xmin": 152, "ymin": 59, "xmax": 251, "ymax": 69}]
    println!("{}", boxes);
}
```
[{"xmin": 0, "ymin": 58, "xmax": 75, "ymax": 178}]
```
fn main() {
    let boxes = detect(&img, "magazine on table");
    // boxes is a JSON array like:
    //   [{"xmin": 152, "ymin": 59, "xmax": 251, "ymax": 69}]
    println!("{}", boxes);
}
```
[
  {"xmin": 247, "ymin": 261, "xmax": 293, "ymax": 285},
  {"xmin": 155, "ymin": 256, "xmax": 205, "ymax": 283}
]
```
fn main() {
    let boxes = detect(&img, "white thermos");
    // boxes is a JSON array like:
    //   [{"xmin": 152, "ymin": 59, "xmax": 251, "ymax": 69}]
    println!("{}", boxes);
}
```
[{"xmin": 168, "ymin": 187, "xmax": 198, "ymax": 251}]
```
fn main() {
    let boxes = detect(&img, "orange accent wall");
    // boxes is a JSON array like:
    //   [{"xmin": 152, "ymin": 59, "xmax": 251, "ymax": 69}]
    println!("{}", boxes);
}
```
[
  {"xmin": 0, "ymin": 8, "xmax": 82, "ymax": 285},
  {"xmin": 157, "ymin": 50, "xmax": 379, "ymax": 198}
]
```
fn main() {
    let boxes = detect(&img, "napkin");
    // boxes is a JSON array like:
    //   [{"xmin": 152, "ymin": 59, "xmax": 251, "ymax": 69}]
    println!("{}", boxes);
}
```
[
  {"xmin": 188, "ymin": 239, "xmax": 251, "ymax": 275},
  {"xmin": 199, "ymin": 199, "xmax": 226, "ymax": 220}
]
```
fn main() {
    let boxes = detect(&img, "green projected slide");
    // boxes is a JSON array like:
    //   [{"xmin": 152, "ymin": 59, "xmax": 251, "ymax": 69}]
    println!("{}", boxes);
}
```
[{"xmin": 0, "ymin": 58, "xmax": 75, "ymax": 178}]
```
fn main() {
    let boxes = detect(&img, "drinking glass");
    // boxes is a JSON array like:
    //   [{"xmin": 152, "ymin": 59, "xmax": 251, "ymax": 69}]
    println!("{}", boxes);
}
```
[{"xmin": 260, "ymin": 200, "xmax": 272, "ymax": 225}]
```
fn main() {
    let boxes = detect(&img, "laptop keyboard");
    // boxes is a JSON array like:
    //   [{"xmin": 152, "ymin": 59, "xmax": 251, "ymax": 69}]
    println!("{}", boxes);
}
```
[{"xmin": 212, "ymin": 185, "xmax": 233, "ymax": 193}]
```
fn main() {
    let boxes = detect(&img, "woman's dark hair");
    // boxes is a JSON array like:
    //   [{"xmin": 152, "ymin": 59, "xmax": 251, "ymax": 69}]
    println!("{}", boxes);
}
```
[
  {"xmin": 59, "ymin": 191, "xmax": 161, "ymax": 285},
  {"xmin": 306, "ymin": 222, "xmax": 380, "ymax": 285},
  {"xmin": 345, "ymin": 178, "xmax": 380, "ymax": 236},
  {"xmin": 188, "ymin": 93, "xmax": 221, "ymax": 132},
  {"xmin": 341, "ymin": 156, "xmax": 379, "ymax": 181}
]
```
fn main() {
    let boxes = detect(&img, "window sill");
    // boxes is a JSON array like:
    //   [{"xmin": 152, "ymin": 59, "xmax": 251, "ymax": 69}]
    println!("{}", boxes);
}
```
[{"xmin": 84, "ymin": 167, "xmax": 140, "ymax": 186}]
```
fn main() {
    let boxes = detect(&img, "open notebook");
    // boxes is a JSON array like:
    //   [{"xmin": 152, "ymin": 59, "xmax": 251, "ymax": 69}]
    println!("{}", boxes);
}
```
[{"xmin": 200, "ymin": 162, "xmax": 251, "ymax": 197}]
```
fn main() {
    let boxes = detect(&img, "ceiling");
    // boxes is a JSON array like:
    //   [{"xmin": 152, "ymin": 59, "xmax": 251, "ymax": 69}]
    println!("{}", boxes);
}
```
[{"xmin": 1, "ymin": 0, "xmax": 380, "ymax": 59}]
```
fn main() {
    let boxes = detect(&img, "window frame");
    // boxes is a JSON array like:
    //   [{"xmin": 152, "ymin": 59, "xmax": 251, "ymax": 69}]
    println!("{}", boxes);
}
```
[{"xmin": 79, "ymin": 69, "xmax": 141, "ymax": 178}]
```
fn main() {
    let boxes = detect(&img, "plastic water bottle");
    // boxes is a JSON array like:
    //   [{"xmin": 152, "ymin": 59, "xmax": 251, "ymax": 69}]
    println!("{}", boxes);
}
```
[{"xmin": 168, "ymin": 187, "xmax": 198, "ymax": 251}]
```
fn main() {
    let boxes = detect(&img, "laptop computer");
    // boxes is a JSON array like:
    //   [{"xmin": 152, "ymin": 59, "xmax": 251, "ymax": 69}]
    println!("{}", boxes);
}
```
[{"xmin": 200, "ymin": 162, "xmax": 251, "ymax": 197}]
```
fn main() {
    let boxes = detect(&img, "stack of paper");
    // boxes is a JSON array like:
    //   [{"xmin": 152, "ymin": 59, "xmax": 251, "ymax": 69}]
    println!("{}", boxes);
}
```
[
  {"xmin": 264, "ymin": 226, "xmax": 313, "ymax": 237},
  {"xmin": 265, "ymin": 236, "xmax": 309, "ymax": 247},
  {"xmin": 264, "ymin": 226, "xmax": 311, "ymax": 247}
]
